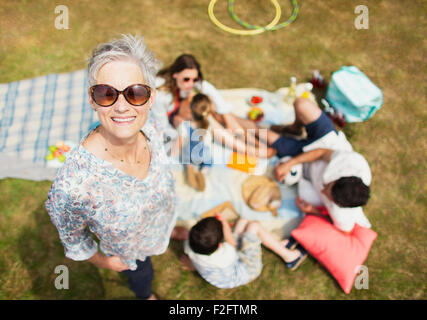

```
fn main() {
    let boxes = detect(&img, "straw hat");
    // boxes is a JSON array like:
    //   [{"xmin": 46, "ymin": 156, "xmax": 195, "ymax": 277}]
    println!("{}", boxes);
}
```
[{"xmin": 242, "ymin": 176, "xmax": 282, "ymax": 216}]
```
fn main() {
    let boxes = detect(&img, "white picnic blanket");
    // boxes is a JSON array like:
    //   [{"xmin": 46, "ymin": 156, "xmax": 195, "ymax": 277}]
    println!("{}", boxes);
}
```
[{"xmin": 167, "ymin": 86, "xmax": 314, "ymax": 237}]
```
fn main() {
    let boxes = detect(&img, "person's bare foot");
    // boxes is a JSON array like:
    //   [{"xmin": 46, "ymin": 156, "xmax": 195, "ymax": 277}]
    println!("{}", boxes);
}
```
[
  {"xmin": 186, "ymin": 165, "xmax": 205, "ymax": 191},
  {"xmin": 170, "ymin": 226, "xmax": 189, "ymax": 241},
  {"xmin": 147, "ymin": 293, "xmax": 158, "ymax": 300},
  {"xmin": 195, "ymin": 170, "xmax": 206, "ymax": 191}
]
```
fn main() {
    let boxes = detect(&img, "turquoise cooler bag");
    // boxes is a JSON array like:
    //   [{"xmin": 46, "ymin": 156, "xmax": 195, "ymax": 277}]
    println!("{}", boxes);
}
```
[{"xmin": 326, "ymin": 66, "xmax": 383, "ymax": 122}]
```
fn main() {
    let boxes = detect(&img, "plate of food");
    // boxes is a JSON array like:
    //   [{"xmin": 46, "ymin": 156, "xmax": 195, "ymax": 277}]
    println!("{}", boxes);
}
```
[{"xmin": 46, "ymin": 140, "xmax": 77, "ymax": 168}]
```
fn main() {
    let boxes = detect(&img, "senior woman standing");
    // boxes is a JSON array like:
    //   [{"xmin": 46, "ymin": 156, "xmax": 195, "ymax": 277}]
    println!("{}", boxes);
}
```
[{"xmin": 45, "ymin": 35, "xmax": 177, "ymax": 300}]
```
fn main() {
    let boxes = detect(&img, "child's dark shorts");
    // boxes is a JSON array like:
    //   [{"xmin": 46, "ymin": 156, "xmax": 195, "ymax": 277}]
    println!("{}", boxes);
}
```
[{"xmin": 271, "ymin": 111, "xmax": 337, "ymax": 158}]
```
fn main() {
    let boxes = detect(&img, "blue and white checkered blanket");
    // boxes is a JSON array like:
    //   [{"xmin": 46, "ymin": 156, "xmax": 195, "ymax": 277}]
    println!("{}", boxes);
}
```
[{"xmin": 0, "ymin": 69, "xmax": 97, "ymax": 180}]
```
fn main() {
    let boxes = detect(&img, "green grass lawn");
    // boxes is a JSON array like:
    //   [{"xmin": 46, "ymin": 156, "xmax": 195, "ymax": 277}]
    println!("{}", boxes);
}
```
[{"xmin": 0, "ymin": 0, "xmax": 426, "ymax": 299}]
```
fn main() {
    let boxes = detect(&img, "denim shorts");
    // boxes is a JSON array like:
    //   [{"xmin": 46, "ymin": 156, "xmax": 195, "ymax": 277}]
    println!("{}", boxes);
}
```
[
  {"xmin": 233, "ymin": 231, "xmax": 262, "ymax": 281},
  {"xmin": 271, "ymin": 111, "xmax": 336, "ymax": 158}
]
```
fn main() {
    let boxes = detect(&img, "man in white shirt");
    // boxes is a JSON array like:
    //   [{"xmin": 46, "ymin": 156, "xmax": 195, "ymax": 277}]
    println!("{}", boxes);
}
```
[{"xmin": 271, "ymin": 98, "xmax": 372, "ymax": 233}]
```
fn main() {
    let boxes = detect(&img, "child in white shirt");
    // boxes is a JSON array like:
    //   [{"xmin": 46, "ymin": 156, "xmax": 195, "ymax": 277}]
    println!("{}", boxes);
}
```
[{"xmin": 181, "ymin": 214, "xmax": 307, "ymax": 289}]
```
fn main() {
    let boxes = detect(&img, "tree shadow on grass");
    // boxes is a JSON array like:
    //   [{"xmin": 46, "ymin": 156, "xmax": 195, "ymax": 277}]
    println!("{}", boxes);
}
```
[{"xmin": 17, "ymin": 202, "xmax": 109, "ymax": 299}]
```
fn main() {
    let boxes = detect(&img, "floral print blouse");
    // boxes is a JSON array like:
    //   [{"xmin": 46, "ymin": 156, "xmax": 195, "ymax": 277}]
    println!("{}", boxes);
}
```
[{"xmin": 45, "ymin": 122, "xmax": 177, "ymax": 271}]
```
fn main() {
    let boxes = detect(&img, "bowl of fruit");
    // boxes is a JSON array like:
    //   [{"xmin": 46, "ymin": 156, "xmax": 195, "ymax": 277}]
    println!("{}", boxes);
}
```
[
  {"xmin": 247, "ymin": 106, "xmax": 264, "ymax": 122},
  {"xmin": 46, "ymin": 141, "xmax": 76, "ymax": 168},
  {"xmin": 250, "ymin": 95, "xmax": 263, "ymax": 105}
]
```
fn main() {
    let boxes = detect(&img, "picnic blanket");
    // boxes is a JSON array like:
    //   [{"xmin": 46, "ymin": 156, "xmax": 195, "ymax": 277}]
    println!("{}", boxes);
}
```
[
  {"xmin": 0, "ymin": 70, "xmax": 97, "ymax": 180},
  {"xmin": 0, "ymin": 69, "xmax": 313, "ymax": 237}
]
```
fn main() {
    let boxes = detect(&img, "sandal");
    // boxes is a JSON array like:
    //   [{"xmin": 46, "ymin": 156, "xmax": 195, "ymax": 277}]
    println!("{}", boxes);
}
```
[
  {"xmin": 285, "ymin": 244, "xmax": 308, "ymax": 271},
  {"xmin": 284, "ymin": 236, "xmax": 298, "ymax": 250}
]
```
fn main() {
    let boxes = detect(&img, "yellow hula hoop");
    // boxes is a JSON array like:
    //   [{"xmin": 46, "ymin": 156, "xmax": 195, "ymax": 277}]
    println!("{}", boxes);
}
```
[{"xmin": 208, "ymin": 0, "xmax": 282, "ymax": 35}]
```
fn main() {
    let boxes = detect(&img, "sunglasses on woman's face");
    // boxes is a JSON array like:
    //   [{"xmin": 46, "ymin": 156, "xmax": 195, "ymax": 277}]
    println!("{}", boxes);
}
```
[
  {"xmin": 90, "ymin": 84, "xmax": 151, "ymax": 107},
  {"xmin": 183, "ymin": 77, "xmax": 200, "ymax": 83}
]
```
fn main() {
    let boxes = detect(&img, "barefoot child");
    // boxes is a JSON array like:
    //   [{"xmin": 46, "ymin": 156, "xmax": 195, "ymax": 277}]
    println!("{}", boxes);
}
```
[
  {"xmin": 181, "ymin": 214, "xmax": 307, "ymax": 289},
  {"xmin": 178, "ymin": 94, "xmax": 214, "ymax": 191}
]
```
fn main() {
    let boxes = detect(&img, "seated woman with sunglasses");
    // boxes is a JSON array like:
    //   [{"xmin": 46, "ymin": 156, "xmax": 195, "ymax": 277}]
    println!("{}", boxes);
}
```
[
  {"xmin": 151, "ymin": 54, "xmax": 275, "ymax": 158},
  {"xmin": 45, "ymin": 35, "xmax": 182, "ymax": 300}
]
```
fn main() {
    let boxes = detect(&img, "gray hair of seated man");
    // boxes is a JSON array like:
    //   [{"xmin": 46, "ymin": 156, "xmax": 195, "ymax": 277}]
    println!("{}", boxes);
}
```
[{"xmin": 87, "ymin": 34, "xmax": 161, "ymax": 88}]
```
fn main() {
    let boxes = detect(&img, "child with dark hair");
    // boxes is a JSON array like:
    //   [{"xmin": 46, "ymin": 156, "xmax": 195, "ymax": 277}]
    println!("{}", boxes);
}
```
[
  {"xmin": 181, "ymin": 215, "xmax": 307, "ymax": 289},
  {"xmin": 188, "ymin": 217, "xmax": 224, "ymax": 255},
  {"xmin": 279, "ymin": 148, "xmax": 372, "ymax": 234},
  {"xmin": 330, "ymin": 176, "xmax": 370, "ymax": 208}
]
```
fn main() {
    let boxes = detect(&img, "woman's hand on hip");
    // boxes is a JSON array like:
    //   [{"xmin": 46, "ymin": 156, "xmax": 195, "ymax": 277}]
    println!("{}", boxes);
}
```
[
  {"xmin": 88, "ymin": 252, "xmax": 129, "ymax": 272},
  {"xmin": 106, "ymin": 256, "xmax": 130, "ymax": 272}
]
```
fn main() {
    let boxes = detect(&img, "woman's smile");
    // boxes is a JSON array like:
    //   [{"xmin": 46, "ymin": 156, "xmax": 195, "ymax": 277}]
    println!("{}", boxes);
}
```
[{"xmin": 111, "ymin": 116, "xmax": 137, "ymax": 126}]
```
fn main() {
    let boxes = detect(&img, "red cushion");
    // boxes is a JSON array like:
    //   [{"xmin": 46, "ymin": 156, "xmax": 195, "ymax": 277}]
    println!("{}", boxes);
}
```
[{"xmin": 291, "ymin": 214, "xmax": 377, "ymax": 294}]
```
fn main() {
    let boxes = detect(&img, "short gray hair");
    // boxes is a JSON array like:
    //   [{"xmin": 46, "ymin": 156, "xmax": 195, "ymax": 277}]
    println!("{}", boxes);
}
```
[{"xmin": 87, "ymin": 34, "xmax": 161, "ymax": 88}]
